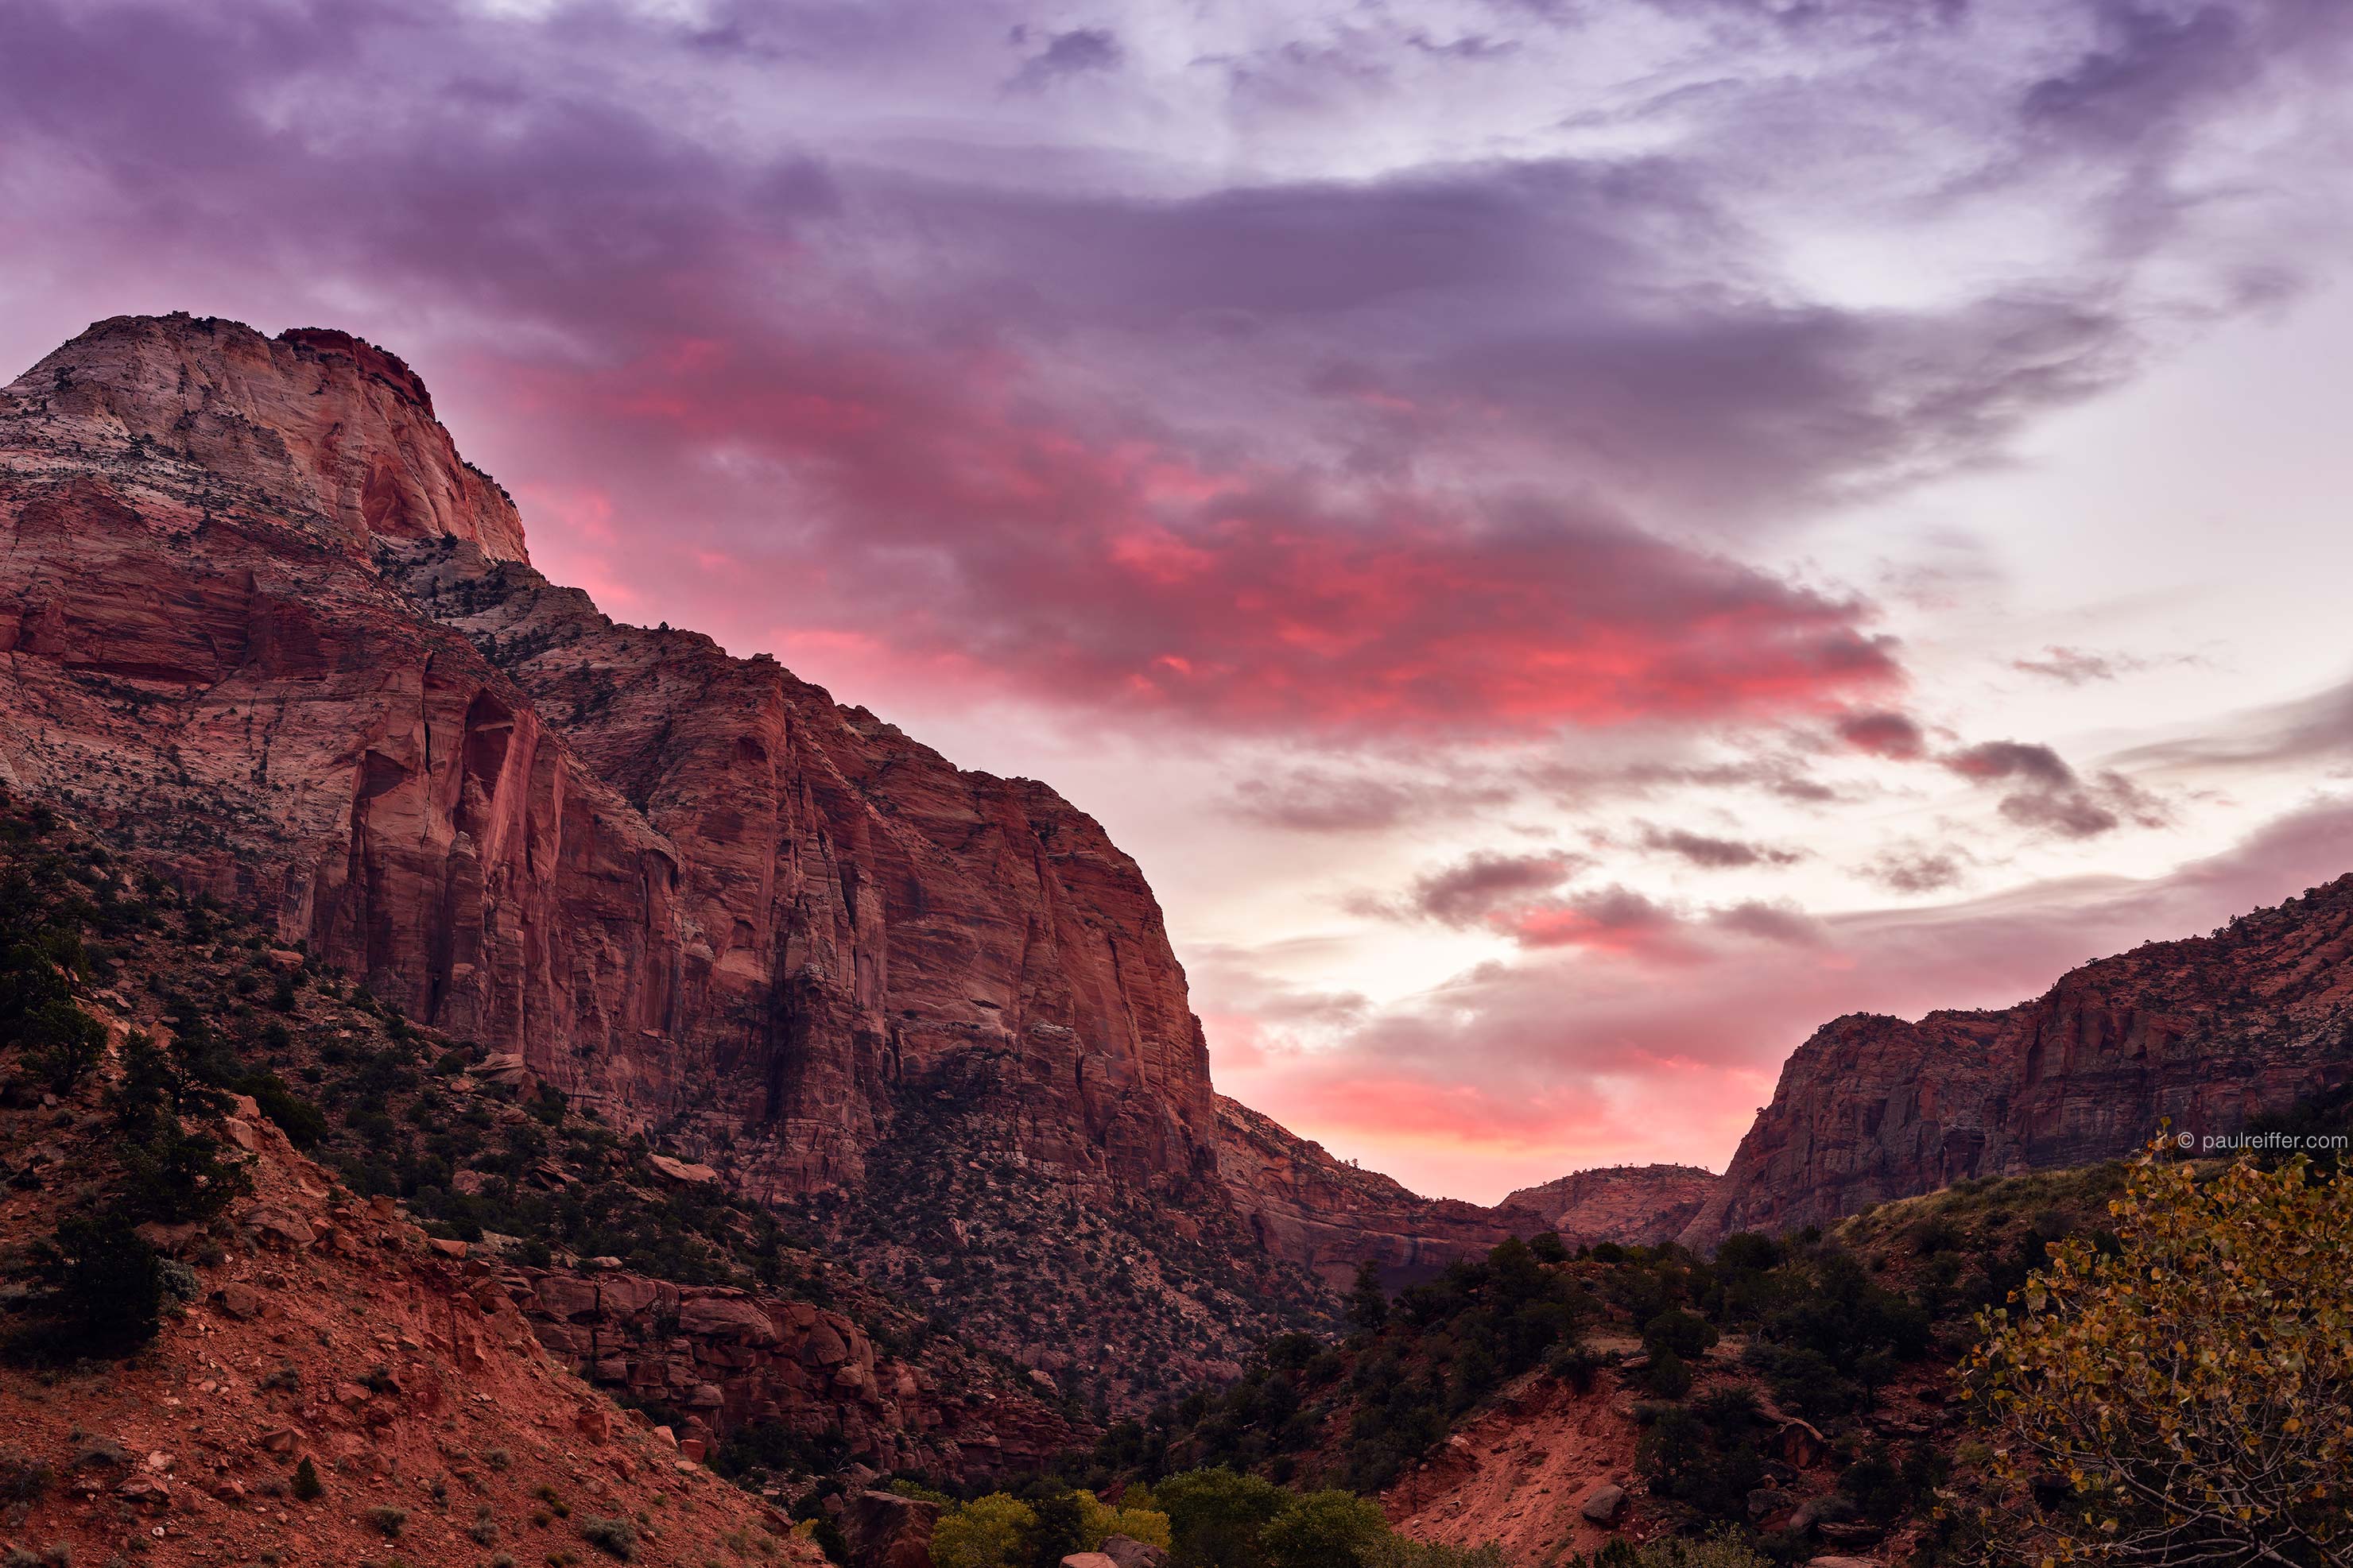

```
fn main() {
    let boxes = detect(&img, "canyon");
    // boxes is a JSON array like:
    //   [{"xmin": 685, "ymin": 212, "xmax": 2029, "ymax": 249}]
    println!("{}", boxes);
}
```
[
  {"xmin": 0, "ymin": 313, "xmax": 1560, "ymax": 1391},
  {"xmin": 7, "ymin": 310, "xmax": 2350, "ymax": 1380}
]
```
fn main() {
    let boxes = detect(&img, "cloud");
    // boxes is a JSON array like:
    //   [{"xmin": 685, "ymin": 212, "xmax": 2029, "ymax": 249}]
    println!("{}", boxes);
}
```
[
  {"xmin": 1006, "ymin": 25, "xmax": 1122, "ymax": 91},
  {"xmin": 1640, "ymin": 825, "xmax": 1803, "ymax": 868},
  {"xmin": 1836, "ymin": 710, "xmax": 1929, "ymax": 760},
  {"xmin": 1942, "ymin": 738, "xmax": 2169, "ymax": 838},
  {"xmin": 1405, "ymin": 850, "xmax": 1587, "ymax": 926},
  {"xmin": 3, "ymin": 0, "xmax": 2281, "ymax": 747},
  {"xmin": 2010, "ymin": 645, "xmax": 2140, "ymax": 684},
  {"xmin": 1861, "ymin": 842, "xmax": 1972, "ymax": 894}
]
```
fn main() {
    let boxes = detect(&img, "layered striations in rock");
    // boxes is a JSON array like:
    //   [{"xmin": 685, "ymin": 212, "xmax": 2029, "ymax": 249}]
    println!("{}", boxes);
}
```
[
  {"xmin": 0, "ymin": 312, "xmax": 1213, "ymax": 1202},
  {"xmin": 1682, "ymin": 876, "xmax": 2353, "ymax": 1245}
]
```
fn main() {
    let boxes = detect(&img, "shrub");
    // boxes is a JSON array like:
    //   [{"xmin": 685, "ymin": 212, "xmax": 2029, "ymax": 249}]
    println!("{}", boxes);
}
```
[
  {"xmin": 1258, "ymin": 1491, "xmax": 1389, "ymax": 1568},
  {"xmin": 0, "ymin": 1452, "xmax": 52, "ymax": 1504},
  {"xmin": 293, "ymin": 1457, "xmax": 323, "ymax": 1500},
  {"xmin": 21, "ymin": 1001, "xmax": 104, "ymax": 1093},
  {"xmin": 1362, "ymin": 1541, "xmax": 1506, "ymax": 1568},
  {"xmin": 928, "ymin": 1494, "xmax": 1035, "ymax": 1568},
  {"xmin": 1641, "ymin": 1309, "xmax": 1718, "ymax": 1361},
  {"xmin": 578, "ymin": 1516, "xmax": 637, "ymax": 1561},
  {"xmin": 365, "ymin": 1504, "xmax": 408, "ymax": 1538},
  {"xmin": 1549, "ymin": 1342, "xmax": 1603, "ymax": 1393},
  {"xmin": 1642, "ymin": 1345, "xmax": 1691, "ymax": 1399},
  {"xmin": 27, "ymin": 1214, "xmax": 161, "ymax": 1357}
]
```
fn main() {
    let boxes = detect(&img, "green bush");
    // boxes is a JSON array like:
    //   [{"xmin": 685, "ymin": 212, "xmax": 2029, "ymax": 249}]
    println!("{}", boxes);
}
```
[
  {"xmin": 1258, "ymin": 1491, "xmax": 1389, "ymax": 1568},
  {"xmin": 1641, "ymin": 1310, "xmax": 1718, "ymax": 1361},
  {"xmin": 293, "ymin": 1457, "xmax": 324, "ymax": 1500},
  {"xmin": 31, "ymin": 1214, "xmax": 161, "ymax": 1357},
  {"xmin": 930, "ymin": 1494, "xmax": 1036, "ymax": 1568},
  {"xmin": 21, "ymin": 1000, "xmax": 104, "ymax": 1093},
  {"xmin": 1642, "ymin": 1345, "xmax": 1691, "ymax": 1399},
  {"xmin": 1155, "ymin": 1468, "xmax": 1292, "ymax": 1568}
]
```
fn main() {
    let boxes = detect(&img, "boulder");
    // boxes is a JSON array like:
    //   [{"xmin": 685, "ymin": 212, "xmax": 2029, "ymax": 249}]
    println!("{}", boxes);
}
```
[
  {"xmin": 244, "ymin": 1207, "xmax": 315, "ymax": 1249},
  {"xmin": 678, "ymin": 1294, "xmax": 776, "ymax": 1342},
  {"xmin": 1578, "ymin": 1482, "xmax": 1626, "ymax": 1525},
  {"xmin": 839, "ymin": 1489, "xmax": 944, "ymax": 1568},
  {"xmin": 1100, "ymin": 1536, "xmax": 1170, "ymax": 1568},
  {"xmin": 212, "ymin": 1283, "xmax": 264, "ymax": 1321}
]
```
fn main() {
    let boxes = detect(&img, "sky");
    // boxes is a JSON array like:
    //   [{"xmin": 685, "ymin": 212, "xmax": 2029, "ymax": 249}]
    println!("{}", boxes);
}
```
[{"xmin": 10, "ymin": 0, "xmax": 2353, "ymax": 1202}]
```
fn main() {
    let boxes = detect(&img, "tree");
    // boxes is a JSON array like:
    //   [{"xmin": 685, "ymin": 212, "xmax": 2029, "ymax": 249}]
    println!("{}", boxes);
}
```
[
  {"xmin": 930, "ymin": 1494, "xmax": 1037, "ymax": 1568},
  {"xmin": 1076, "ymin": 1489, "xmax": 1172, "ymax": 1551},
  {"xmin": 1259, "ymin": 1490, "xmax": 1389, "ymax": 1568},
  {"xmin": 39, "ymin": 1214, "xmax": 161, "ymax": 1355},
  {"xmin": 1963, "ymin": 1145, "xmax": 2353, "ymax": 1566},
  {"xmin": 1347, "ymin": 1261, "xmax": 1389, "ymax": 1334},
  {"xmin": 1155, "ymin": 1468, "xmax": 1292, "ymax": 1568},
  {"xmin": 1642, "ymin": 1309, "xmax": 1718, "ymax": 1361},
  {"xmin": 22, "ymin": 998, "xmax": 104, "ymax": 1093}
]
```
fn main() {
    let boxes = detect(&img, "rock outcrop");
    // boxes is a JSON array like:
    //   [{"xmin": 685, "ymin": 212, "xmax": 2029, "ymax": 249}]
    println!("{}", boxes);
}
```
[
  {"xmin": 0, "ymin": 312, "xmax": 1212, "ymax": 1200},
  {"xmin": 1213, "ymin": 1097, "xmax": 1512, "ymax": 1287},
  {"xmin": 0, "ymin": 312, "xmax": 1542, "ymax": 1392},
  {"xmin": 1682, "ymin": 875, "xmax": 2353, "ymax": 1246},
  {"xmin": 1496, "ymin": 1164, "xmax": 1717, "ymax": 1249},
  {"xmin": 510, "ymin": 1270, "xmax": 1074, "ymax": 1479}
]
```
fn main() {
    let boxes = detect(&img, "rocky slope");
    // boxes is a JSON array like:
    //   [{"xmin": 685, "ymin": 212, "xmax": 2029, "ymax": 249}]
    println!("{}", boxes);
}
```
[
  {"xmin": 0, "ymin": 981, "xmax": 825, "ymax": 1566},
  {"xmin": 0, "ymin": 796, "xmax": 1077, "ymax": 1493},
  {"xmin": 1496, "ymin": 1164, "xmax": 1717, "ymax": 1249},
  {"xmin": 1212, "ymin": 1098, "xmax": 1514, "ymax": 1287},
  {"xmin": 1682, "ymin": 874, "xmax": 2353, "ymax": 1245}
]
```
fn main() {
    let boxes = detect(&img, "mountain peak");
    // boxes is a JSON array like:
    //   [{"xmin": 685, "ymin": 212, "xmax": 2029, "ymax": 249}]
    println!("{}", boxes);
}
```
[{"xmin": 4, "ymin": 311, "xmax": 526, "ymax": 562}]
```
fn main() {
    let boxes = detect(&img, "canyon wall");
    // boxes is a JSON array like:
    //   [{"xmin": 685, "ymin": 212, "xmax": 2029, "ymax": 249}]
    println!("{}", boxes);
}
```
[
  {"xmin": 1682, "ymin": 876, "xmax": 2353, "ymax": 1245},
  {"xmin": 0, "ymin": 312, "xmax": 1213, "ymax": 1199}
]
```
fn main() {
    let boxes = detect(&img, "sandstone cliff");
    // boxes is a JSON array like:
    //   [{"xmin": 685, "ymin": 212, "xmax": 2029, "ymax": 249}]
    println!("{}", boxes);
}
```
[
  {"xmin": 1682, "ymin": 874, "xmax": 2353, "ymax": 1245},
  {"xmin": 0, "ymin": 312, "xmax": 1213, "ymax": 1202},
  {"xmin": 0, "ymin": 312, "xmax": 1565, "ymax": 1400},
  {"xmin": 1495, "ymin": 1163, "xmax": 1717, "ymax": 1249}
]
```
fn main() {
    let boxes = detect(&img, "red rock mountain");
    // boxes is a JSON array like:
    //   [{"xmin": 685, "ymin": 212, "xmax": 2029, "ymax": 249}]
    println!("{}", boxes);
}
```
[
  {"xmin": 0, "ymin": 312, "xmax": 1609, "ymax": 1368},
  {"xmin": 0, "ymin": 312, "xmax": 1215, "ymax": 1199},
  {"xmin": 1681, "ymin": 874, "xmax": 2353, "ymax": 1245}
]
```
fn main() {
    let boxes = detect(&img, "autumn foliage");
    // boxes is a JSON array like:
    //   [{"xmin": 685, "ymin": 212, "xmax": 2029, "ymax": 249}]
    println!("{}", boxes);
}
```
[{"xmin": 1963, "ymin": 1143, "xmax": 2353, "ymax": 1566}]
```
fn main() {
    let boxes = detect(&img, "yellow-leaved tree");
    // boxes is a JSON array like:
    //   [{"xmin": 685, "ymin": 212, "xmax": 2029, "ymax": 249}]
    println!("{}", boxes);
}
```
[{"xmin": 1963, "ymin": 1143, "xmax": 2353, "ymax": 1566}]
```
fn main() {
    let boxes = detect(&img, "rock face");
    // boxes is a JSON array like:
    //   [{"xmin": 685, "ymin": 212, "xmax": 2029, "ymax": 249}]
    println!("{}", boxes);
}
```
[
  {"xmin": 1496, "ymin": 1165, "xmax": 1718, "ymax": 1249},
  {"xmin": 1213, "ymin": 1097, "xmax": 1512, "ymax": 1287},
  {"xmin": 0, "ymin": 312, "xmax": 1548, "ymax": 1389},
  {"xmin": 1683, "ymin": 875, "xmax": 2353, "ymax": 1246},
  {"xmin": 0, "ymin": 312, "xmax": 1212, "ymax": 1199},
  {"xmin": 509, "ymin": 1270, "xmax": 1073, "ymax": 1479}
]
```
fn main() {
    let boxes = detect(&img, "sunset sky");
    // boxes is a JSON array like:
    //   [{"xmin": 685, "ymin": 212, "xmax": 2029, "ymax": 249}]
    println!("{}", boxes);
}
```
[{"xmin": 10, "ymin": 0, "xmax": 2353, "ymax": 1201}]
